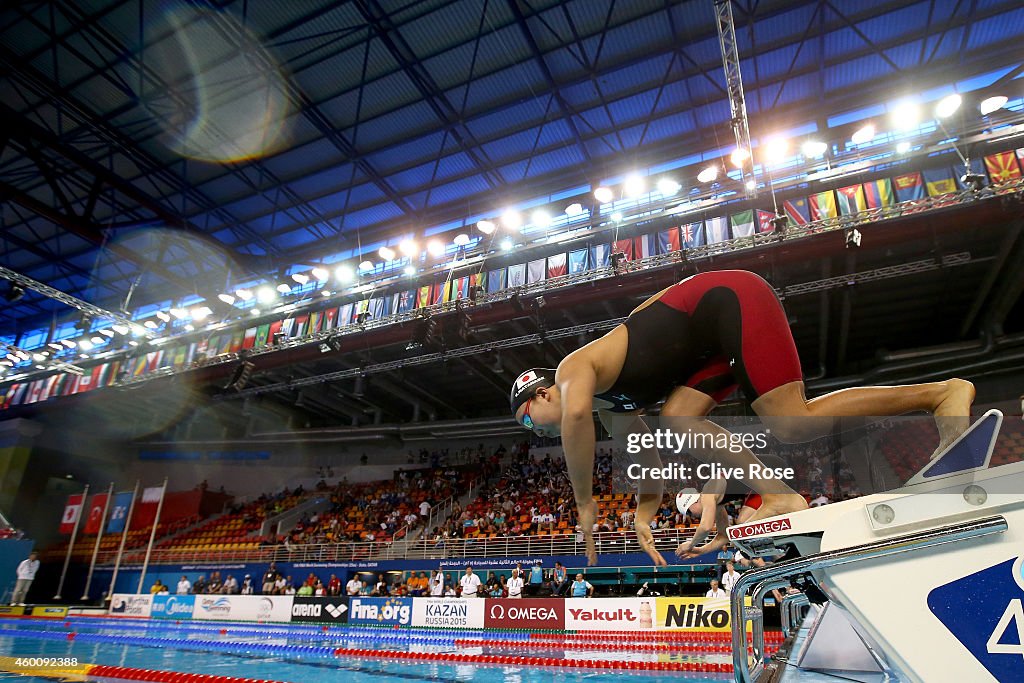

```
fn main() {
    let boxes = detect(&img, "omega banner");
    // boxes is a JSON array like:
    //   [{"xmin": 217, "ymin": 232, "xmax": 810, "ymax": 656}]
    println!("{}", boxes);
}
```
[
  {"xmin": 656, "ymin": 597, "xmax": 752, "ymax": 632},
  {"xmin": 411, "ymin": 597, "xmax": 485, "ymax": 629},
  {"xmin": 290, "ymin": 596, "xmax": 349, "ymax": 624},
  {"xmin": 484, "ymin": 599, "xmax": 564, "ymax": 630}
]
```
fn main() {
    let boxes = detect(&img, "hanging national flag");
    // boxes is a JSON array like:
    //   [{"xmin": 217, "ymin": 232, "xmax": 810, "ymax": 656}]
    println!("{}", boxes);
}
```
[
  {"xmin": 255, "ymin": 324, "xmax": 271, "ymax": 347},
  {"xmin": 730, "ymin": 210, "xmax": 755, "ymax": 238},
  {"xmin": 416, "ymin": 285, "xmax": 432, "ymax": 309},
  {"xmin": 84, "ymin": 493, "xmax": 109, "ymax": 534},
  {"xmin": 862, "ymin": 178, "xmax": 895, "ymax": 208},
  {"xmin": 783, "ymin": 197, "xmax": 810, "ymax": 225},
  {"xmin": 613, "ymin": 239, "xmax": 634, "ymax": 261},
  {"xmin": 27, "ymin": 380, "xmax": 43, "ymax": 404},
  {"xmin": 60, "ymin": 494, "xmax": 84, "ymax": 534},
  {"xmin": 893, "ymin": 172, "xmax": 925, "ymax": 201},
  {"xmin": 589, "ymin": 243, "xmax": 610, "ymax": 267},
  {"xmin": 280, "ymin": 318, "xmax": 295, "ymax": 337},
  {"xmin": 487, "ymin": 269, "xmax": 507, "ymax": 292},
  {"xmin": 131, "ymin": 485, "xmax": 164, "ymax": 529},
  {"xmin": 680, "ymin": 222, "xmax": 705, "ymax": 248},
  {"xmin": 657, "ymin": 228, "xmax": 681, "ymax": 253},
  {"xmin": 77, "ymin": 369, "xmax": 95, "ymax": 393},
  {"xmin": 308, "ymin": 312, "xmax": 323, "ymax": 335},
  {"xmin": 173, "ymin": 346, "xmax": 187, "ymax": 368},
  {"xmin": 705, "ymin": 216, "xmax": 729, "ymax": 243},
  {"xmin": 808, "ymin": 191, "xmax": 838, "ymax": 220},
  {"xmin": 106, "ymin": 491, "xmax": 133, "ymax": 533},
  {"xmin": 527, "ymin": 259, "xmax": 546, "ymax": 284},
  {"xmin": 756, "ymin": 210, "xmax": 777, "ymax": 233},
  {"xmin": 338, "ymin": 302, "xmax": 354, "ymax": 324},
  {"xmin": 568, "ymin": 249, "xmax": 589, "ymax": 273},
  {"xmin": 633, "ymin": 234, "xmax": 657, "ymax": 259},
  {"xmin": 294, "ymin": 315, "xmax": 309, "ymax": 335},
  {"xmin": 984, "ymin": 151, "xmax": 1022, "ymax": 183},
  {"xmin": 368, "ymin": 298, "xmax": 386, "ymax": 319},
  {"xmin": 836, "ymin": 184, "xmax": 867, "ymax": 216},
  {"xmin": 324, "ymin": 307, "xmax": 339, "ymax": 329},
  {"xmin": 228, "ymin": 331, "xmax": 243, "ymax": 353},
  {"xmin": 508, "ymin": 263, "xmax": 527, "ymax": 287},
  {"xmin": 397, "ymin": 290, "xmax": 415, "ymax": 314},
  {"xmin": 547, "ymin": 253, "xmax": 568, "ymax": 277},
  {"xmin": 354, "ymin": 299, "xmax": 370, "ymax": 321},
  {"xmin": 267, "ymin": 320, "xmax": 284, "ymax": 342},
  {"xmin": 923, "ymin": 167, "xmax": 958, "ymax": 196}
]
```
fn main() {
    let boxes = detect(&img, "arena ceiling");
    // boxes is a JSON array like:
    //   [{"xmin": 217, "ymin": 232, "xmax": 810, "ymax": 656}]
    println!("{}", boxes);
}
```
[{"xmin": 1, "ymin": 0, "xmax": 1023, "ymax": 435}]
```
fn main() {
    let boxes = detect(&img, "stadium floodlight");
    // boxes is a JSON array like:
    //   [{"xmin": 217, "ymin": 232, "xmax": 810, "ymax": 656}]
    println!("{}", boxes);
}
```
[
  {"xmin": 896, "ymin": 141, "xmax": 911, "ymax": 154},
  {"xmin": 453, "ymin": 233, "xmax": 470, "ymax": 247},
  {"xmin": 256, "ymin": 287, "xmax": 276, "ymax": 304},
  {"xmin": 335, "ymin": 265, "xmax": 355, "ymax": 283},
  {"xmin": 980, "ymin": 96, "xmax": 1008, "ymax": 116},
  {"xmin": 501, "ymin": 209, "xmax": 523, "ymax": 230},
  {"xmin": 358, "ymin": 260, "xmax": 374, "ymax": 272},
  {"xmin": 697, "ymin": 166, "xmax": 719, "ymax": 183},
  {"xmin": 891, "ymin": 101, "xmax": 921, "ymax": 130},
  {"xmin": 802, "ymin": 140, "xmax": 828, "ymax": 158},
  {"xmin": 501, "ymin": 239, "xmax": 513, "ymax": 251},
  {"xmin": 764, "ymin": 137, "xmax": 790, "ymax": 163},
  {"xmin": 398, "ymin": 239, "xmax": 419, "ymax": 256},
  {"xmin": 657, "ymin": 178, "xmax": 681, "ymax": 196},
  {"xmin": 531, "ymin": 210, "xmax": 552, "ymax": 228},
  {"xmin": 250, "ymin": 308, "xmax": 261, "ymax": 316},
  {"xmin": 378, "ymin": 246, "xmax": 396, "ymax": 260},
  {"xmin": 623, "ymin": 175, "xmax": 646, "ymax": 197},
  {"xmin": 311, "ymin": 267, "xmax": 329, "ymax": 281},
  {"xmin": 610, "ymin": 211, "xmax": 623, "ymax": 222},
  {"xmin": 564, "ymin": 203, "xmax": 585, "ymax": 216},
  {"xmin": 218, "ymin": 293, "xmax": 236, "ymax": 305},
  {"xmin": 476, "ymin": 220, "xmax": 496, "ymax": 234},
  {"xmin": 404, "ymin": 266, "xmax": 416, "ymax": 276},
  {"xmin": 935, "ymin": 94, "xmax": 962, "ymax": 119},
  {"xmin": 143, "ymin": 321, "xmax": 158, "ymax": 329},
  {"xmin": 593, "ymin": 186, "xmax": 614, "ymax": 203},
  {"xmin": 234, "ymin": 288, "xmax": 253, "ymax": 301},
  {"xmin": 191, "ymin": 306, "xmax": 212, "ymax": 321},
  {"xmin": 292, "ymin": 272, "xmax": 309, "ymax": 285},
  {"xmin": 745, "ymin": 179, "xmax": 757, "ymax": 190},
  {"xmin": 730, "ymin": 148, "xmax": 750, "ymax": 167},
  {"xmin": 276, "ymin": 283, "xmax": 291, "ymax": 293},
  {"xmin": 426, "ymin": 240, "xmax": 445, "ymax": 257},
  {"xmin": 170, "ymin": 308, "xmax": 189, "ymax": 319},
  {"xmin": 851, "ymin": 124, "xmax": 876, "ymax": 145}
]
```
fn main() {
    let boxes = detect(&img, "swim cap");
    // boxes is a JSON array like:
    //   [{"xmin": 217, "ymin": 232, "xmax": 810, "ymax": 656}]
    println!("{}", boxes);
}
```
[{"xmin": 510, "ymin": 368, "xmax": 557, "ymax": 414}]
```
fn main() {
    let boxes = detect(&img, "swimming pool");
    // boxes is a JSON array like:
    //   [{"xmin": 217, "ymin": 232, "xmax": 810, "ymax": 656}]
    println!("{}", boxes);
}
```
[{"xmin": 0, "ymin": 616, "xmax": 759, "ymax": 683}]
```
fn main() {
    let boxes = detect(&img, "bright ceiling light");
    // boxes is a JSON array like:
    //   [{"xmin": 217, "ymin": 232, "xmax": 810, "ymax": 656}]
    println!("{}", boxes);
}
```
[
  {"xmin": 61, "ymin": 339, "xmax": 77, "ymax": 348},
  {"xmin": 593, "ymin": 187, "xmax": 614, "ymax": 203},
  {"xmin": 403, "ymin": 265, "xmax": 416, "ymax": 276},
  {"xmin": 453, "ymin": 233, "xmax": 470, "ymax": 247},
  {"xmin": 378, "ymin": 246, "xmax": 396, "ymax": 260},
  {"xmin": 131, "ymin": 325, "xmax": 146, "ymax": 337},
  {"xmin": 143, "ymin": 320, "xmax": 158, "ymax": 329},
  {"xmin": 311, "ymin": 267, "xmax": 329, "ymax": 281},
  {"xmin": 128, "ymin": 340, "xmax": 139, "ymax": 347},
  {"xmin": 501, "ymin": 209, "xmax": 523, "ymax": 230},
  {"xmin": 500, "ymin": 239, "xmax": 513, "ymax": 251},
  {"xmin": 426, "ymin": 239, "xmax": 445, "ymax": 257},
  {"xmin": 100, "ymin": 329, "xmax": 115, "ymax": 337},
  {"xmin": 764, "ymin": 137, "xmax": 790, "ymax": 163},
  {"xmin": 656, "ymin": 178, "xmax": 681, "ymax": 196},
  {"xmin": 623, "ymin": 175, "xmax": 646, "ymax": 197},
  {"xmin": 321, "ymin": 290, "xmax": 331, "ymax": 297},
  {"xmin": 292, "ymin": 272, "xmax": 309, "ymax": 285},
  {"xmin": 531, "ymin": 210, "xmax": 552, "ymax": 228},
  {"xmin": 155, "ymin": 310, "xmax": 171, "ymax": 322},
  {"xmin": 358, "ymin": 260, "xmax": 374, "ymax": 272},
  {"xmin": 191, "ymin": 306, "xmax": 212, "ymax": 321},
  {"xmin": 697, "ymin": 165, "xmax": 719, "ymax": 183},
  {"xmin": 276, "ymin": 283, "xmax": 292, "ymax": 293},
  {"xmin": 90, "ymin": 336, "xmax": 104, "ymax": 345},
  {"xmin": 745, "ymin": 179, "xmax": 757, "ymax": 190},
  {"xmin": 980, "ymin": 95, "xmax": 1008, "ymax": 116},
  {"xmin": 935, "ymin": 93, "xmax": 962, "ymax": 119},
  {"xmin": 234, "ymin": 288, "xmax": 253, "ymax": 301},
  {"xmin": 217, "ymin": 293, "xmax": 236, "ymax": 305},
  {"xmin": 335, "ymin": 265, "xmax": 355, "ymax": 283},
  {"xmin": 184, "ymin": 324, "xmax": 194, "ymax": 332},
  {"xmin": 256, "ymin": 287, "xmax": 276, "ymax": 304},
  {"xmin": 251, "ymin": 308, "xmax": 261, "ymax": 316},
  {"xmin": 610, "ymin": 211, "xmax": 623, "ymax": 222},
  {"xmin": 801, "ymin": 140, "xmax": 828, "ymax": 158},
  {"xmin": 851, "ymin": 123, "xmax": 876, "ymax": 145},
  {"xmin": 476, "ymin": 220, "xmax": 496, "ymax": 235},
  {"xmin": 112, "ymin": 324, "xmax": 129, "ymax": 335},
  {"xmin": 33, "ymin": 353, "xmax": 46, "ymax": 361},
  {"xmin": 564, "ymin": 203, "xmax": 585, "ymax": 216},
  {"xmin": 398, "ymin": 239, "xmax": 419, "ymax": 257},
  {"xmin": 169, "ymin": 308, "xmax": 189, "ymax": 319},
  {"xmin": 730, "ymin": 148, "xmax": 750, "ymax": 167},
  {"xmin": 78, "ymin": 339, "xmax": 94, "ymax": 351},
  {"xmin": 896, "ymin": 141, "xmax": 911, "ymax": 154},
  {"xmin": 891, "ymin": 101, "xmax": 921, "ymax": 130}
]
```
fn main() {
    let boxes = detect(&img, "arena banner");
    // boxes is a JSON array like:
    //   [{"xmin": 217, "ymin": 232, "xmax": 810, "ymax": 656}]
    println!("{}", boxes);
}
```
[
  {"xmin": 108, "ymin": 594, "xmax": 153, "ymax": 617},
  {"xmin": 411, "ymin": 597, "xmax": 484, "ymax": 629},
  {"xmin": 0, "ymin": 606, "xmax": 25, "ymax": 616},
  {"xmin": 290, "ymin": 596, "xmax": 349, "ymax": 624},
  {"xmin": 192, "ymin": 595, "xmax": 293, "ymax": 622},
  {"xmin": 483, "ymin": 599, "xmax": 564, "ymax": 630},
  {"xmin": 347, "ymin": 597, "xmax": 413, "ymax": 626},
  {"xmin": 151, "ymin": 594, "xmax": 195, "ymax": 620},
  {"xmin": 563, "ymin": 598, "xmax": 657, "ymax": 631},
  {"xmin": 655, "ymin": 597, "xmax": 752, "ymax": 632},
  {"xmin": 29, "ymin": 606, "xmax": 69, "ymax": 618}
]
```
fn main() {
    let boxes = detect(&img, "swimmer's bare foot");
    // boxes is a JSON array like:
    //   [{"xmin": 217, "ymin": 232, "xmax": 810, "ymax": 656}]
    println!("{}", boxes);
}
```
[
  {"xmin": 676, "ymin": 532, "xmax": 729, "ymax": 560},
  {"xmin": 741, "ymin": 493, "xmax": 809, "ymax": 525},
  {"xmin": 932, "ymin": 378, "xmax": 976, "ymax": 459}
]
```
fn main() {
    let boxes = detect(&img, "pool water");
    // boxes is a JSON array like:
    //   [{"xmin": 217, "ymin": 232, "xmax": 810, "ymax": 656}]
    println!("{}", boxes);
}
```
[{"xmin": 0, "ymin": 618, "xmax": 733, "ymax": 683}]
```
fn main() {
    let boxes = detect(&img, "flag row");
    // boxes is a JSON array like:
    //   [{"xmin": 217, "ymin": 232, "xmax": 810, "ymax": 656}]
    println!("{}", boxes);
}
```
[{"xmin": 59, "ymin": 486, "xmax": 164, "ymax": 535}]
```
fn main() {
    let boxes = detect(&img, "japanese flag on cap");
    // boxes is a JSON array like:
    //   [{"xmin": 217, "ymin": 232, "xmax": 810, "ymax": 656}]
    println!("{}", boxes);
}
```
[{"xmin": 510, "ymin": 368, "xmax": 557, "ymax": 413}]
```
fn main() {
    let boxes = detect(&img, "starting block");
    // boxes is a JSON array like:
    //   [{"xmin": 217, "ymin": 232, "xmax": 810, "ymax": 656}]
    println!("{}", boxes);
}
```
[{"xmin": 727, "ymin": 410, "xmax": 1024, "ymax": 683}]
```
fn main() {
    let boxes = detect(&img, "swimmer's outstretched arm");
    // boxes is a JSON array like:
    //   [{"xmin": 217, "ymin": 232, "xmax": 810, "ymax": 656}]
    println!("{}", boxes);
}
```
[{"xmin": 556, "ymin": 361, "xmax": 601, "ymax": 566}]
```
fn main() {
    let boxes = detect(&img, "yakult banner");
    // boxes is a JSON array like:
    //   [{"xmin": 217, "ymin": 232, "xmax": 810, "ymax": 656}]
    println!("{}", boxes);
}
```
[
  {"xmin": 151, "ymin": 595, "xmax": 195, "ymax": 620},
  {"xmin": 109, "ymin": 594, "xmax": 153, "ymax": 617},
  {"xmin": 563, "ymin": 598, "xmax": 657, "ymax": 631},
  {"xmin": 347, "ymin": 597, "xmax": 413, "ymax": 626},
  {"xmin": 484, "ymin": 599, "xmax": 564, "ymax": 630},
  {"xmin": 192, "ymin": 595, "xmax": 293, "ymax": 622},
  {"xmin": 290, "ymin": 596, "xmax": 349, "ymax": 624},
  {"xmin": 656, "ymin": 597, "xmax": 752, "ymax": 632},
  {"xmin": 411, "ymin": 598, "xmax": 484, "ymax": 629}
]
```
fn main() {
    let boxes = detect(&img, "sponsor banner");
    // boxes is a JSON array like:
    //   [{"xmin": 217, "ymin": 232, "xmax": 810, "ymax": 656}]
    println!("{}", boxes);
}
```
[
  {"xmin": 348, "ymin": 597, "xmax": 413, "ymax": 626},
  {"xmin": 656, "ymin": 597, "xmax": 752, "ymax": 632},
  {"xmin": 193, "ymin": 595, "xmax": 293, "ymax": 622},
  {"xmin": 109, "ymin": 594, "xmax": 153, "ymax": 617},
  {"xmin": 412, "ymin": 598, "xmax": 484, "ymax": 629},
  {"xmin": 0, "ymin": 606, "xmax": 25, "ymax": 616},
  {"xmin": 290, "ymin": 597, "xmax": 349, "ymax": 624},
  {"xmin": 151, "ymin": 594, "xmax": 195, "ymax": 620},
  {"xmin": 727, "ymin": 518, "xmax": 793, "ymax": 540},
  {"xmin": 29, "ymin": 606, "xmax": 69, "ymax": 618},
  {"xmin": 564, "ymin": 598, "xmax": 657, "ymax": 631},
  {"xmin": 484, "ymin": 599, "xmax": 564, "ymax": 630}
]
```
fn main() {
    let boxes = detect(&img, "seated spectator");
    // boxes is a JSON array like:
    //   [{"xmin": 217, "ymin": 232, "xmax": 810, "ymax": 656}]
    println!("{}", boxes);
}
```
[
  {"xmin": 314, "ymin": 580, "xmax": 326, "ymax": 597},
  {"xmin": 570, "ymin": 573, "xmax": 594, "ymax": 598},
  {"xmin": 176, "ymin": 575, "xmax": 191, "ymax": 595},
  {"xmin": 327, "ymin": 574, "xmax": 341, "ymax": 596},
  {"xmin": 150, "ymin": 580, "xmax": 165, "ymax": 595},
  {"xmin": 221, "ymin": 575, "xmax": 238, "ymax": 594},
  {"xmin": 240, "ymin": 575, "xmax": 254, "ymax": 595},
  {"xmin": 296, "ymin": 582, "xmax": 314, "ymax": 597},
  {"xmin": 346, "ymin": 576, "xmax": 362, "ymax": 596},
  {"xmin": 374, "ymin": 574, "xmax": 389, "ymax": 596},
  {"xmin": 273, "ymin": 575, "xmax": 287, "ymax": 595},
  {"xmin": 191, "ymin": 575, "xmax": 207, "ymax": 594}
]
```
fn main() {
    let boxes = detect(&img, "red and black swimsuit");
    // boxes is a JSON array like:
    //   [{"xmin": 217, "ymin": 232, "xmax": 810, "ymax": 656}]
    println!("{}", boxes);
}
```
[{"xmin": 594, "ymin": 270, "xmax": 803, "ymax": 412}]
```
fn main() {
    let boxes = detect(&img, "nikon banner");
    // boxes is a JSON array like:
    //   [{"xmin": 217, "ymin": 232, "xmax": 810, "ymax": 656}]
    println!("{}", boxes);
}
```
[
  {"xmin": 290, "ymin": 597, "xmax": 349, "ymax": 624},
  {"xmin": 656, "ymin": 597, "xmax": 752, "ymax": 632}
]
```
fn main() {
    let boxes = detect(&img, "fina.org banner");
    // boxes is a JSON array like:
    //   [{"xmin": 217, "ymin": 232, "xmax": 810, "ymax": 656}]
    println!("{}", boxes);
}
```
[
  {"xmin": 655, "ymin": 597, "xmax": 752, "ymax": 632},
  {"xmin": 412, "ymin": 598, "xmax": 484, "ymax": 629},
  {"xmin": 347, "ymin": 597, "xmax": 412, "ymax": 626},
  {"xmin": 563, "ymin": 598, "xmax": 657, "ymax": 631},
  {"xmin": 151, "ymin": 594, "xmax": 195, "ymax": 620},
  {"xmin": 193, "ymin": 595, "xmax": 293, "ymax": 622},
  {"xmin": 109, "ymin": 593, "xmax": 153, "ymax": 617}
]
